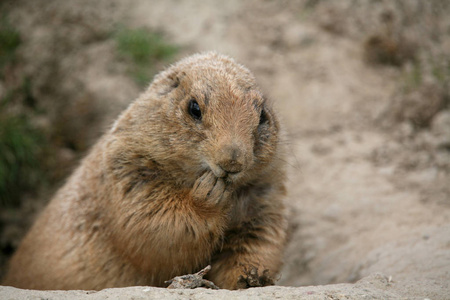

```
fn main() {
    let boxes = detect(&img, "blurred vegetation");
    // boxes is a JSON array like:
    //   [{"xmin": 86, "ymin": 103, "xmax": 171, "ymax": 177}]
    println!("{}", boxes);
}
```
[
  {"xmin": 401, "ymin": 54, "xmax": 450, "ymax": 95},
  {"xmin": 0, "ymin": 16, "xmax": 20, "ymax": 71},
  {"xmin": 115, "ymin": 26, "xmax": 178, "ymax": 86},
  {"xmin": 0, "ymin": 17, "xmax": 47, "ymax": 207},
  {"xmin": 363, "ymin": 34, "xmax": 416, "ymax": 67},
  {"xmin": 387, "ymin": 54, "xmax": 450, "ymax": 128},
  {"xmin": 0, "ymin": 111, "xmax": 45, "ymax": 207}
]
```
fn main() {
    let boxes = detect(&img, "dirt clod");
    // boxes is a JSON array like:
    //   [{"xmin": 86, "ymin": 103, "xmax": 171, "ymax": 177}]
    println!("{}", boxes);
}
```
[{"xmin": 165, "ymin": 265, "xmax": 219, "ymax": 290}]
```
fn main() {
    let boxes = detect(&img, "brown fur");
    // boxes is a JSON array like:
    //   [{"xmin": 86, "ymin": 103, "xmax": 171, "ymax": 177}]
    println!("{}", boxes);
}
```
[{"xmin": 2, "ymin": 52, "xmax": 287, "ymax": 290}]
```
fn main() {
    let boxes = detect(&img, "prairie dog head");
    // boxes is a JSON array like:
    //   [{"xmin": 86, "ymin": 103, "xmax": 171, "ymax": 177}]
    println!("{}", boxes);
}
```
[{"xmin": 109, "ymin": 52, "xmax": 281, "ymax": 187}]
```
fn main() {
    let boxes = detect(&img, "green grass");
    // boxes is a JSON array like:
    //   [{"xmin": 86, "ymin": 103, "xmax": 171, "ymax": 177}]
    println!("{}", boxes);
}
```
[
  {"xmin": 431, "ymin": 57, "xmax": 450, "ymax": 85},
  {"xmin": 115, "ymin": 27, "xmax": 178, "ymax": 86},
  {"xmin": 402, "ymin": 60, "xmax": 422, "ymax": 92},
  {"xmin": 401, "ymin": 55, "xmax": 450, "ymax": 94},
  {"xmin": 0, "ymin": 113, "xmax": 45, "ymax": 206},
  {"xmin": 0, "ymin": 16, "xmax": 21, "ymax": 72},
  {"xmin": 0, "ymin": 19, "xmax": 47, "ymax": 207}
]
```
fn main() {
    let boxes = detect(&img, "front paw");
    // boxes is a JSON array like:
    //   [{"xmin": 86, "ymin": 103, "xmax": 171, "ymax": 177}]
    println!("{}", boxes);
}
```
[
  {"xmin": 236, "ymin": 266, "xmax": 275, "ymax": 289},
  {"xmin": 191, "ymin": 171, "xmax": 230, "ymax": 205}
]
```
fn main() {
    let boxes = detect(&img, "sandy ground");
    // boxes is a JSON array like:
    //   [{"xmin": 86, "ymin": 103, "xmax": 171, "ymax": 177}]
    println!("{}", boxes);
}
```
[
  {"xmin": 0, "ymin": 274, "xmax": 406, "ymax": 299},
  {"xmin": 1, "ymin": 0, "xmax": 450, "ymax": 299}
]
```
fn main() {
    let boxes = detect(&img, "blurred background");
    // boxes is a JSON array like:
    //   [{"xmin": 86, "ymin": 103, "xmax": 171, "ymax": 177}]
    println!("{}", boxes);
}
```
[{"xmin": 0, "ymin": 0, "xmax": 449, "ymax": 298}]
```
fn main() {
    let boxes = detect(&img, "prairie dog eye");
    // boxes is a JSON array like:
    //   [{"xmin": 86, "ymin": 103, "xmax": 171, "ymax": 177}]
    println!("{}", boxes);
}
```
[
  {"xmin": 188, "ymin": 99, "xmax": 202, "ymax": 121},
  {"xmin": 259, "ymin": 109, "xmax": 268, "ymax": 125}
]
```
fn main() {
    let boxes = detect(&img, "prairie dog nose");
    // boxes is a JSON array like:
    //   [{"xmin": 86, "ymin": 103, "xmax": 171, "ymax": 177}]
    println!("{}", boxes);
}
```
[{"xmin": 217, "ymin": 144, "xmax": 245, "ymax": 174}]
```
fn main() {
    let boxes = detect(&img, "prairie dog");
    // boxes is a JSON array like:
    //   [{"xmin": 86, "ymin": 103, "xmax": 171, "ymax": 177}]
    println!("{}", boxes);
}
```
[{"xmin": 3, "ymin": 52, "xmax": 287, "ymax": 290}]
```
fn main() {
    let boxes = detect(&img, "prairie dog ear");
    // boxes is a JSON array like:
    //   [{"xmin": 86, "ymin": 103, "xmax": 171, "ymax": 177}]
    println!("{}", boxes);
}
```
[{"xmin": 151, "ymin": 69, "xmax": 186, "ymax": 96}]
